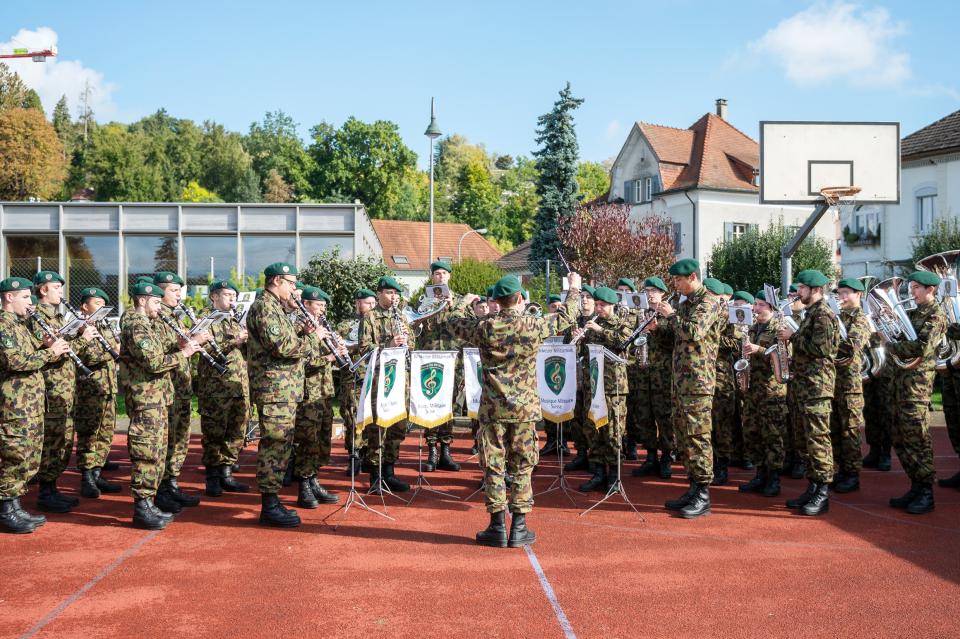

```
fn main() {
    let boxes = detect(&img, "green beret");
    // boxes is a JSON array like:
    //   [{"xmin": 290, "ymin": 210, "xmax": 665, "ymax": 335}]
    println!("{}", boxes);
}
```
[
  {"xmin": 643, "ymin": 276, "xmax": 668, "ymax": 293},
  {"xmin": 153, "ymin": 271, "xmax": 184, "ymax": 286},
  {"xmin": 430, "ymin": 260, "xmax": 452, "ymax": 274},
  {"xmin": 702, "ymin": 278, "xmax": 725, "ymax": 295},
  {"xmin": 255, "ymin": 287, "xmax": 265, "ymax": 299},
  {"xmin": 733, "ymin": 290, "xmax": 755, "ymax": 304},
  {"xmin": 592, "ymin": 286, "xmax": 619, "ymax": 305},
  {"xmin": 616, "ymin": 277, "xmax": 636, "ymax": 292},
  {"xmin": 301, "ymin": 286, "xmax": 324, "ymax": 302},
  {"xmin": 30, "ymin": 295, "xmax": 38, "ymax": 305},
  {"xmin": 795, "ymin": 269, "xmax": 830, "ymax": 287},
  {"xmin": 789, "ymin": 283, "xmax": 800, "ymax": 293},
  {"xmin": 135, "ymin": 275, "xmax": 155, "ymax": 285},
  {"xmin": 908, "ymin": 271, "xmax": 941, "ymax": 287},
  {"xmin": 263, "ymin": 262, "xmax": 297, "ymax": 278},
  {"xmin": 0, "ymin": 277, "xmax": 34, "ymax": 293},
  {"xmin": 79, "ymin": 287, "xmax": 110, "ymax": 303},
  {"xmin": 836, "ymin": 277, "xmax": 865, "ymax": 292},
  {"xmin": 486, "ymin": 286, "xmax": 495, "ymax": 298},
  {"xmin": 668, "ymin": 258, "xmax": 700, "ymax": 277},
  {"xmin": 33, "ymin": 270, "xmax": 64, "ymax": 286},
  {"xmin": 471, "ymin": 295, "xmax": 487, "ymax": 304},
  {"xmin": 355, "ymin": 288, "xmax": 376, "ymax": 300},
  {"xmin": 548, "ymin": 294, "xmax": 562, "ymax": 304},
  {"xmin": 582, "ymin": 284, "xmax": 596, "ymax": 297},
  {"xmin": 376, "ymin": 276, "xmax": 403, "ymax": 292},
  {"xmin": 210, "ymin": 279, "xmax": 239, "ymax": 294},
  {"xmin": 490, "ymin": 275, "xmax": 522, "ymax": 299},
  {"xmin": 131, "ymin": 282, "xmax": 162, "ymax": 298},
  {"xmin": 722, "ymin": 283, "xmax": 734, "ymax": 296}
]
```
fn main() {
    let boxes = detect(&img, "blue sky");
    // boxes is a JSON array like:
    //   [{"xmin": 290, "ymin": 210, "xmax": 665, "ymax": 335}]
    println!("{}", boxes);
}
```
[{"xmin": 2, "ymin": 1, "xmax": 957, "ymax": 168}]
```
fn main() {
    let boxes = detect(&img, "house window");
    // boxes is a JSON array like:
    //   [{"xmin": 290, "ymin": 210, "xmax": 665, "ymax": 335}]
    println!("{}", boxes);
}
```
[
  {"xmin": 855, "ymin": 206, "xmax": 880, "ymax": 236},
  {"xmin": 392, "ymin": 255, "xmax": 409, "ymax": 265},
  {"xmin": 437, "ymin": 255, "xmax": 453, "ymax": 263},
  {"xmin": 727, "ymin": 223, "xmax": 749, "ymax": 241},
  {"xmin": 917, "ymin": 194, "xmax": 937, "ymax": 233},
  {"xmin": 673, "ymin": 222, "xmax": 682, "ymax": 254},
  {"xmin": 643, "ymin": 178, "xmax": 652, "ymax": 203}
]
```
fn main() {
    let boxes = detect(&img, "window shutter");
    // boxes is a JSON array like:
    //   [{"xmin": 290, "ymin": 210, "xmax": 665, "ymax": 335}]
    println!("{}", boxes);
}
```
[
  {"xmin": 749, "ymin": 223, "xmax": 759, "ymax": 234},
  {"xmin": 724, "ymin": 222, "xmax": 733, "ymax": 241},
  {"xmin": 623, "ymin": 180, "xmax": 633, "ymax": 203},
  {"xmin": 652, "ymin": 174, "xmax": 662, "ymax": 196},
  {"xmin": 673, "ymin": 222, "xmax": 682, "ymax": 254}
]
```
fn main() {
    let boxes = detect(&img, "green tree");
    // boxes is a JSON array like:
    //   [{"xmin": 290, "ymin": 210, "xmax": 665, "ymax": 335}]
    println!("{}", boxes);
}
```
[
  {"xmin": 575, "ymin": 161, "xmax": 609, "ymax": 203},
  {"xmin": 0, "ymin": 62, "xmax": 29, "ymax": 112},
  {"xmin": 298, "ymin": 247, "xmax": 393, "ymax": 324},
  {"xmin": 308, "ymin": 117, "xmax": 417, "ymax": 218},
  {"xmin": 707, "ymin": 217, "xmax": 835, "ymax": 293},
  {"xmin": 22, "ymin": 89, "xmax": 43, "ymax": 114},
  {"xmin": 129, "ymin": 109, "xmax": 204, "ymax": 200},
  {"xmin": 51, "ymin": 95, "xmax": 76, "ymax": 162},
  {"xmin": 199, "ymin": 122, "xmax": 260, "ymax": 202},
  {"xmin": 448, "ymin": 257, "xmax": 504, "ymax": 296},
  {"xmin": 180, "ymin": 180, "xmax": 222, "ymax": 202},
  {"xmin": 0, "ymin": 108, "xmax": 67, "ymax": 200},
  {"xmin": 911, "ymin": 218, "xmax": 960, "ymax": 266},
  {"xmin": 451, "ymin": 156, "xmax": 503, "ymax": 236},
  {"xmin": 83, "ymin": 124, "xmax": 165, "ymax": 201},
  {"xmin": 498, "ymin": 156, "xmax": 540, "ymax": 245},
  {"xmin": 529, "ymin": 82, "xmax": 584, "ymax": 273},
  {"xmin": 245, "ymin": 110, "xmax": 315, "ymax": 199},
  {"xmin": 433, "ymin": 134, "xmax": 491, "ymax": 220}
]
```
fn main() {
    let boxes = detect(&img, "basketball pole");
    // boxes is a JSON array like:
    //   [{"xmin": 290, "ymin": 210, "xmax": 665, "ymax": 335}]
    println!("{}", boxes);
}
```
[{"xmin": 780, "ymin": 200, "xmax": 831, "ymax": 294}]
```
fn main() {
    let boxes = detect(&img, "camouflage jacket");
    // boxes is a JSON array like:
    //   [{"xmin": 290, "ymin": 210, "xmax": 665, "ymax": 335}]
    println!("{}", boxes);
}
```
[
  {"xmin": 835, "ymin": 306, "xmax": 871, "ymax": 395},
  {"xmin": 360, "ymin": 304, "xmax": 412, "ymax": 351},
  {"xmin": 119, "ymin": 311, "xmax": 183, "ymax": 411},
  {"xmin": 336, "ymin": 314, "xmax": 365, "ymax": 388},
  {"xmin": 416, "ymin": 293, "xmax": 463, "ymax": 351},
  {"xmin": 155, "ymin": 304, "xmax": 192, "ymax": 398},
  {"xmin": 448, "ymin": 290, "xmax": 580, "ymax": 423},
  {"xmin": 884, "ymin": 300, "xmax": 947, "ymax": 395},
  {"xmin": 789, "ymin": 298, "xmax": 839, "ymax": 401},
  {"xmin": 666, "ymin": 285, "xmax": 724, "ymax": 397},
  {"xmin": 247, "ymin": 291, "xmax": 306, "ymax": 405},
  {"xmin": 716, "ymin": 316, "xmax": 745, "ymax": 389},
  {"xmin": 74, "ymin": 319, "xmax": 119, "ymax": 397},
  {"xmin": 0, "ymin": 310, "xmax": 58, "ymax": 419},
  {"xmin": 197, "ymin": 311, "xmax": 248, "ymax": 407},
  {"xmin": 302, "ymin": 329, "xmax": 335, "ymax": 401},
  {"xmin": 584, "ymin": 313, "xmax": 633, "ymax": 395},
  {"xmin": 32, "ymin": 303, "xmax": 76, "ymax": 414},
  {"xmin": 747, "ymin": 316, "xmax": 787, "ymax": 399}
]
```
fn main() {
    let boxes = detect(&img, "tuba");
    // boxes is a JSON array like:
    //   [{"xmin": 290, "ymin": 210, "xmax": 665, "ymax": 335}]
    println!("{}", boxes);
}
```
[
  {"xmin": 916, "ymin": 250, "xmax": 960, "ymax": 370},
  {"xmin": 866, "ymin": 277, "xmax": 921, "ymax": 369},
  {"xmin": 525, "ymin": 303, "xmax": 543, "ymax": 318}
]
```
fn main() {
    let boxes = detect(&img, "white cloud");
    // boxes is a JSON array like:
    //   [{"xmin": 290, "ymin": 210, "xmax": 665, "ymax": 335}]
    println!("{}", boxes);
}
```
[
  {"xmin": 749, "ymin": 2, "xmax": 911, "ymax": 87},
  {"xmin": 1, "ymin": 27, "xmax": 117, "ymax": 119},
  {"xmin": 605, "ymin": 119, "xmax": 621, "ymax": 139}
]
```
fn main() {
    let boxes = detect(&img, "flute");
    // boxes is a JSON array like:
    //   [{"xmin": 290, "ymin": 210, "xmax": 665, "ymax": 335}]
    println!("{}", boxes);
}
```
[
  {"xmin": 29, "ymin": 310, "xmax": 93, "ymax": 378},
  {"xmin": 64, "ymin": 302, "xmax": 120, "ymax": 361},
  {"xmin": 158, "ymin": 313, "xmax": 226, "ymax": 375}
]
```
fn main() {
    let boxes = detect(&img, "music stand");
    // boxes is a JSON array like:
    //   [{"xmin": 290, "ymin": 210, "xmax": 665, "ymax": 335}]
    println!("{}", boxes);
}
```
[
  {"xmin": 579, "ymin": 436, "xmax": 643, "ymax": 520},
  {"xmin": 408, "ymin": 426, "xmax": 460, "ymax": 503},
  {"xmin": 534, "ymin": 420, "xmax": 580, "ymax": 506},
  {"xmin": 323, "ymin": 413, "xmax": 392, "ymax": 529},
  {"xmin": 366, "ymin": 427, "xmax": 409, "ymax": 506}
]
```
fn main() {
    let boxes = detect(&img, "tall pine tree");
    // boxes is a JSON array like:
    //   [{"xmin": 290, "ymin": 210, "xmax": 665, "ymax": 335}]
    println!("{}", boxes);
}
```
[{"xmin": 529, "ymin": 82, "xmax": 583, "ymax": 274}]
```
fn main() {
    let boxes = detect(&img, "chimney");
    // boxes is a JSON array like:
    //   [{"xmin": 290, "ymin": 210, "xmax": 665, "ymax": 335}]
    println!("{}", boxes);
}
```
[{"xmin": 715, "ymin": 98, "xmax": 727, "ymax": 120}]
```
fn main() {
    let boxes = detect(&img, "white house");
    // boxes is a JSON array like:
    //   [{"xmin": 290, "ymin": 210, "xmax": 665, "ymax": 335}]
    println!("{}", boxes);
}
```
[
  {"xmin": 608, "ymin": 99, "xmax": 836, "ymax": 273},
  {"xmin": 840, "ymin": 109, "xmax": 960, "ymax": 279}
]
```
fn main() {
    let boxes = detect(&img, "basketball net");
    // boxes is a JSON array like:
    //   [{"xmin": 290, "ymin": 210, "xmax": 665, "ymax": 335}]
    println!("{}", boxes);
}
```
[{"xmin": 819, "ymin": 185, "xmax": 861, "ymax": 209}]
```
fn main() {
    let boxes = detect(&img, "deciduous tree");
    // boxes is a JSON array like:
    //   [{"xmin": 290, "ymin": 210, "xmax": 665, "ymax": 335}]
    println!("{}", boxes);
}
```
[{"xmin": 0, "ymin": 107, "xmax": 67, "ymax": 200}]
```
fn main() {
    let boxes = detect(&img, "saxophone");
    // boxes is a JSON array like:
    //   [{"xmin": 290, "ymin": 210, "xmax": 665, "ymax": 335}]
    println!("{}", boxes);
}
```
[
  {"xmin": 391, "ymin": 296, "xmax": 409, "ymax": 342},
  {"xmin": 733, "ymin": 331, "xmax": 750, "ymax": 393},
  {"xmin": 765, "ymin": 315, "xmax": 796, "ymax": 384}
]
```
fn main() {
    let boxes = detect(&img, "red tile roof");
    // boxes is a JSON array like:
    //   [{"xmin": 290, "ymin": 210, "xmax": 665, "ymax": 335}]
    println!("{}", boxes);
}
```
[
  {"xmin": 901, "ymin": 109, "xmax": 960, "ymax": 159},
  {"xmin": 371, "ymin": 220, "xmax": 502, "ymax": 271}
]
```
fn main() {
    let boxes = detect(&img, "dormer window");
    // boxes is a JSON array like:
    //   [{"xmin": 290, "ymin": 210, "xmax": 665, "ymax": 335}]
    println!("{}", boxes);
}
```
[{"xmin": 392, "ymin": 255, "xmax": 409, "ymax": 264}]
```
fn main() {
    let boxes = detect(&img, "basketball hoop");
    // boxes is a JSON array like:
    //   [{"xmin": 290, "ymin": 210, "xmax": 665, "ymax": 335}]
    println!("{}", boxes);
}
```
[{"xmin": 819, "ymin": 185, "xmax": 861, "ymax": 208}]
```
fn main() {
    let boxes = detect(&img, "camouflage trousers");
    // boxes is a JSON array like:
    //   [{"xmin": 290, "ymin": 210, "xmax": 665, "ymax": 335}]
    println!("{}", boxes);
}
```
[
  {"xmin": 200, "ymin": 395, "xmax": 248, "ymax": 468},
  {"xmin": 830, "ymin": 393, "xmax": 864, "ymax": 474},
  {"xmin": 294, "ymin": 397, "xmax": 334, "ymax": 478},
  {"xmin": 742, "ymin": 392, "xmax": 787, "ymax": 471},
  {"xmin": 863, "ymin": 376, "xmax": 893, "ymax": 450},
  {"xmin": 339, "ymin": 378, "xmax": 365, "ymax": 453},
  {"xmin": 74, "ymin": 393, "xmax": 116, "ymax": 470},
  {"xmin": 424, "ymin": 421, "xmax": 454, "ymax": 446},
  {"xmin": 940, "ymin": 370, "xmax": 960, "ymax": 457},
  {"xmin": 672, "ymin": 394, "xmax": 714, "ymax": 484},
  {"xmin": 0, "ymin": 414, "xmax": 43, "ymax": 499},
  {"xmin": 711, "ymin": 375, "xmax": 737, "ymax": 460},
  {"xmin": 565, "ymin": 389, "xmax": 589, "ymax": 453},
  {"xmin": 798, "ymin": 398, "xmax": 834, "ymax": 483},
  {"xmin": 128, "ymin": 407, "xmax": 168, "ymax": 500},
  {"xmin": 479, "ymin": 419, "xmax": 538, "ymax": 514},
  {"xmin": 892, "ymin": 376, "xmax": 936, "ymax": 483},
  {"xmin": 586, "ymin": 395, "xmax": 626, "ymax": 465},
  {"xmin": 730, "ymin": 390, "xmax": 745, "ymax": 462},
  {"xmin": 37, "ymin": 413, "xmax": 73, "ymax": 483},
  {"xmin": 632, "ymin": 367, "xmax": 674, "ymax": 453},
  {"xmin": 163, "ymin": 395, "xmax": 192, "ymax": 480},
  {"xmin": 255, "ymin": 401, "xmax": 297, "ymax": 494},
  {"xmin": 364, "ymin": 421, "xmax": 407, "ymax": 466},
  {"xmin": 786, "ymin": 383, "xmax": 808, "ymax": 464}
]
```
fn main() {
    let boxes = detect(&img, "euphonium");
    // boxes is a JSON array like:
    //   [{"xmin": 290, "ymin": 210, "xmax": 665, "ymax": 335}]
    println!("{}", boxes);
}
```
[
  {"xmin": 526, "ymin": 303, "xmax": 543, "ymax": 318},
  {"xmin": 916, "ymin": 250, "xmax": 960, "ymax": 370},
  {"xmin": 866, "ymin": 277, "xmax": 921, "ymax": 369}
]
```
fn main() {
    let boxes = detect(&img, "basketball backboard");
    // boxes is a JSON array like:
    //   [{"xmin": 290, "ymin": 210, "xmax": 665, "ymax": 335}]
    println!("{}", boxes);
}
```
[{"xmin": 759, "ymin": 121, "xmax": 900, "ymax": 205}]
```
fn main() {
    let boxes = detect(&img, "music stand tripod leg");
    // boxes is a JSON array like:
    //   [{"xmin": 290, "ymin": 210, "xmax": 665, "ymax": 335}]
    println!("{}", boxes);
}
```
[
  {"xmin": 534, "ymin": 420, "xmax": 579, "ymax": 506},
  {"xmin": 324, "ymin": 413, "xmax": 392, "ymax": 528},
  {"xmin": 579, "ymin": 432, "xmax": 643, "ymax": 519},
  {"xmin": 409, "ymin": 427, "xmax": 460, "ymax": 503}
]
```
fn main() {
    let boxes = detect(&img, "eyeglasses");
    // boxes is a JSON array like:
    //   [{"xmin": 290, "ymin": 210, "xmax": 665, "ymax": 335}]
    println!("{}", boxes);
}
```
[{"xmin": 281, "ymin": 277, "xmax": 297, "ymax": 285}]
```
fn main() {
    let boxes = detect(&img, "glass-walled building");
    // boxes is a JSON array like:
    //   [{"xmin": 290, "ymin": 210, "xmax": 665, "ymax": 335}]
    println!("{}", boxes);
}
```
[{"xmin": 0, "ymin": 202, "xmax": 382, "ymax": 314}]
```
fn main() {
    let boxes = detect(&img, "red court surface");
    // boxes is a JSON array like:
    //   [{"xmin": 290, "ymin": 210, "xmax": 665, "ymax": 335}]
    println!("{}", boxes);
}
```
[{"xmin": 1, "ymin": 426, "xmax": 958, "ymax": 639}]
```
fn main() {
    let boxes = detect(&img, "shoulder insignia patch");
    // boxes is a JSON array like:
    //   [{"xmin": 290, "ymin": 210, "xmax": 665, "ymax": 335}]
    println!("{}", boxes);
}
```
[
  {"xmin": 137, "ymin": 338, "xmax": 149, "ymax": 349},
  {"xmin": 269, "ymin": 325, "xmax": 280, "ymax": 336}
]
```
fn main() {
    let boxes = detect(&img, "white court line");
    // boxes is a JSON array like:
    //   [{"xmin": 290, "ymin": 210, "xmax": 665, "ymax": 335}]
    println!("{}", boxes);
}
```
[{"xmin": 524, "ymin": 545, "xmax": 577, "ymax": 639}]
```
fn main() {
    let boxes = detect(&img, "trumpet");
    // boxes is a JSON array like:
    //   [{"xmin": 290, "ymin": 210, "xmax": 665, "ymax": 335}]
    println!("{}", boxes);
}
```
[
  {"xmin": 64, "ymin": 301, "xmax": 119, "ymax": 361},
  {"xmin": 29, "ymin": 310, "xmax": 93, "ymax": 378}
]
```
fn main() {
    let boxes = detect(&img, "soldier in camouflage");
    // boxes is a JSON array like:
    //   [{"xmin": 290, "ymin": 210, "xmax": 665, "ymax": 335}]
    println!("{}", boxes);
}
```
[
  {"xmin": 197, "ymin": 279, "xmax": 251, "ymax": 497},
  {"xmin": 779, "ymin": 270, "xmax": 840, "ymax": 516},
  {"xmin": 448, "ymin": 273, "xmax": 582, "ymax": 548},
  {"xmin": 862, "ymin": 366, "xmax": 893, "ymax": 471},
  {"xmin": 120, "ymin": 282, "xmax": 200, "ymax": 529},
  {"xmin": 541, "ymin": 293, "xmax": 574, "ymax": 458},
  {"xmin": 873, "ymin": 271, "xmax": 947, "ymax": 514},
  {"xmin": 337, "ymin": 288, "xmax": 376, "ymax": 477},
  {"xmin": 829, "ymin": 279, "xmax": 871, "ymax": 493},
  {"xmin": 247, "ymin": 262, "xmax": 315, "ymax": 527},
  {"xmin": 468, "ymin": 295, "xmax": 490, "ymax": 455},
  {"xmin": 706, "ymin": 280, "xmax": 741, "ymax": 486},
  {"xmin": 562, "ymin": 285, "xmax": 595, "ymax": 474},
  {"xmin": 939, "ymin": 322, "xmax": 960, "ymax": 489},
  {"xmin": 784, "ymin": 285, "xmax": 808, "ymax": 479},
  {"xmin": 0, "ymin": 277, "xmax": 70, "ymax": 533},
  {"xmin": 656, "ymin": 259, "xmax": 723, "ymax": 519}
]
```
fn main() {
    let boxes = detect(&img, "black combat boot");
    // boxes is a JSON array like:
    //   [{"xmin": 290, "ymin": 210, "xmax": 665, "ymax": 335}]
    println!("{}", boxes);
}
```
[
  {"xmin": 37, "ymin": 481, "xmax": 72, "ymax": 513},
  {"xmin": 739, "ymin": 467, "xmax": 767, "ymax": 493},
  {"xmin": 146, "ymin": 498, "xmax": 174, "ymax": 523},
  {"xmin": 565, "ymin": 449, "xmax": 590, "ymax": 472},
  {"xmin": 81, "ymin": 469, "xmax": 101, "ymax": 498},
  {"xmin": 258, "ymin": 493, "xmax": 300, "ymax": 528},
  {"xmin": 297, "ymin": 478, "xmax": 319, "ymax": 509},
  {"xmin": 763, "ymin": 472, "xmax": 781, "ymax": 497},
  {"xmin": 877, "ymin": 447, "xmax": 892, "ymax": 472},
  {"xmin": 790, "ymin": 460, "xmax": 806, "ymax": 480},
  {"xmin": 679, "ymin": 484, "xmax": 711, "ymax": 519},
  {"xmin": 632, "ymin": 449, "xmax": 659, "ymax": 477},
  {"xmin": 0, "ymin": 498, "xmax": 38, "ymax": 534},
  {"xmin": 102, "ymin": 457, "xmax": 120, "ymax": 472},
  {"xmin": 94, "ymin": 469, "xmax": 121, "ymax": 493},
  {"xmin": 540, "ymin": 432, "xmax": 558, "ymax": 456},
  {"xmin": 606, "ymin": 464, "xmax": 620, "ymax": 492},
  {"xmin": 659, "ymin": 450, "xmax": 674, "ymax": 479},
  {"xmin": 665, "ymin": 482, "xmax": 698, "ymax": 511},
  {"xmin": 938, "ymin": 470, "xmax": 960, "ymax": 488},
  {"xmin": 786, "ymin": 480, "xmax": 817, "ymax": 509},
  {"xmin": 476, "ymin": 510, "xmax": 508, "ymax": 547},
  {"xmin": 12, "ymin": 498, "xmax": 46, "ymax": 527},
  {"xmin": 906, "ymin": 483, "xmax": 934, "ymax": 514},
  {"xmin": 47, "ymin": 478, "xmax": 79, "ymax": 508},
  {"xmin": 345, "ymin": 454, "xmax": 362, "ymax": 478},
  {"xmin": 154, "ymin": 482, "xmax": 183, "ymax": 514},
  {"xmin": 862, "ymin": 445, "xmax": 880, "ymax": 468},
  {"xmin": 309, "ymin": 477, "xmax": 339, "ymax": 504},
  {"xmin": 742, "ymin": 458, "xmax": 755, "ymax": 470},
  {"xmin": 800, "ymin": 482, "xmax": 829, "ymax": 516},
  {"xmin": 166, "ymin": 478, "xmax": 200, "ymax": 506},
  {"xmin": 437, "ymin": 444, "xmax": 461, "ymax": 471},
  {"xmin": 231, "ymin": 462, "xmax": 241, "ymax": 473},
  {"xmin": 711, "ymin": 458, "xmax": 729, "ymax": 486},
  {"xmin": 205, "ymin": 467, "xmax": 223, "ymax": 497},
  {"xmin": 133, "ymin": 498, "xmax": 169, "ymax": 530},
  {"xmin": 889, "ymin": 481, "xmax": 921, "ymax": 509},
  {"xmin": 833, "ymin": 472, "xmax": 860, "ymax": 493},
  {"xmin": 220, "ymin": 466, "xmax": 249, "ymax": 492},
  {"xmin": 579, "ymin": 464, "xmax": 607, "ymax": 492},
  {"xmin": 368, "ymin": 468, "xmax": 385, "ymax": 495},
  {"xmin": 382, "ymin": 464, "xmax": 409, "ymax": 493},
  {"xmin": 623, "ymin": 437, "xmax": 638, "ymax": 461},
  {"xmin": 424, "ymin": 444, "xmax": 438, "ymax": 472},
  {"xmin": 508, "ymin": 512, "xmax": 537, "ymax": 548}
]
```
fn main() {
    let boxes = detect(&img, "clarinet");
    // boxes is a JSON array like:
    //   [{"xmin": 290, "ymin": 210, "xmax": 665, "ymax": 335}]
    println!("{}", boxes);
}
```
[
  {"xmin": 294, "ymin": 298, "xmax": 359, "ymax": 382},
  {"xmin": 158, "ymin": 313, "xmax": 226, "ymax": 375},
  {"xmin": 64, "ymin": 302, "xmax": 120, "ymax": 361},
  {"xmin": 317, "ymin": 313, "xmax": 355, "ymax": 370},
  {"xmin": 177, "ymin": 303, "xmax": 228, "ymax": 364},
  {"xmin": 29, "ymin": 310, "xmax": 93, "ymax": 378}
]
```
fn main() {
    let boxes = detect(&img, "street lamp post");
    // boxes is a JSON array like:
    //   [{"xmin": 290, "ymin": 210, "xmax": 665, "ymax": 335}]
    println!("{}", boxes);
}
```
[
  {"xmin": 424, "ymin": 98, "xmax": 442, "ymax": 268},
  {"xmin": 458, "ymin": 228, "xmax": 488, "ymax": 264}
]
